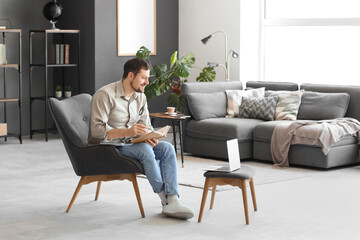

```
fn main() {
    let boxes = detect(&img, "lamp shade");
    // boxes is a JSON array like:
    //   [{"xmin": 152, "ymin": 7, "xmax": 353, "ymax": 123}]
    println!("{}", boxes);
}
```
[{"xmin": 201, "ymin": 35, "xmax": 212, "ymax": 44}]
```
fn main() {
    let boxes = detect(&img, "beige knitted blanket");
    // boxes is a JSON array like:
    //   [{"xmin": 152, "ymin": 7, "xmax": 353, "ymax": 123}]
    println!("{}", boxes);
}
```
[{"xmin": 270, "ymin": 118, "xmax": 360, "ymax": 168}]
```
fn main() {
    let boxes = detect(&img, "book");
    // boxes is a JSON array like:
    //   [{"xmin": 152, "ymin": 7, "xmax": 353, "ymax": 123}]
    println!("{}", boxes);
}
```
[
  {"xmin": 0, "ymin": 44, "xmax": 5, "ymax": 65},
  {"xmin": 131, "ymin": 125, "xmax": 171, "ymax": 144},
  {"xmin": 64, "ymin": 44, "xmax": 70, "ymax": 64},
  {"xmin": 55, "ymin": 44, "xmax": 60, "ymax": 64},
  {"xmin": 59, "ymin": 44, "xmax": 64, "ymax": 64},
  {"xmin": 50, "ymin": 44, "xmax": 56, "ymax": 64}
]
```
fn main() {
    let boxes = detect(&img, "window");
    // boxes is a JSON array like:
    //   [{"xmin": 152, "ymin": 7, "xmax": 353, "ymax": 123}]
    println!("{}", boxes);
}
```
[{"xmin": 260, "ymin": 0, "xmax": 360, "ymax": 85}]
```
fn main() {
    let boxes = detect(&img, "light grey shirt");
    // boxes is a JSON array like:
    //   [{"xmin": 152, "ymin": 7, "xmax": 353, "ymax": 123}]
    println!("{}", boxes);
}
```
[{"xmin": 88, "ymin": 80, "xmax": 153, "ymax": 145}]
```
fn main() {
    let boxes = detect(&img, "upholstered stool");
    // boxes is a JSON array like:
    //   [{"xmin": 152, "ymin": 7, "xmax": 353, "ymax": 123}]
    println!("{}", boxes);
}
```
[{"xmin": 198, "ymin": 165, "xmax": 257, "ymax": 224}]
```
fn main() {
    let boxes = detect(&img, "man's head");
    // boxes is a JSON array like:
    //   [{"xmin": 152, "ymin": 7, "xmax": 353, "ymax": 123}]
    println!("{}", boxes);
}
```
[{"xmin": 122, "ymin": 58, "xmax": 150, "ymax": 93}]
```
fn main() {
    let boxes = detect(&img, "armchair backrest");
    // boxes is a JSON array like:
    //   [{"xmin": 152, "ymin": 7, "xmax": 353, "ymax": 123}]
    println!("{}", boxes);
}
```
[{"xmin": 49, "ymin": 94, "xmax": 92, "ymax": 148}]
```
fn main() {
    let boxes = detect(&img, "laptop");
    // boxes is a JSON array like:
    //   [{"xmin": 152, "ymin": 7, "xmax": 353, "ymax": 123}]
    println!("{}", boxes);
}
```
[{"xmin": 204, "ymin": 139, "xmax": 241, "ymax": 172}]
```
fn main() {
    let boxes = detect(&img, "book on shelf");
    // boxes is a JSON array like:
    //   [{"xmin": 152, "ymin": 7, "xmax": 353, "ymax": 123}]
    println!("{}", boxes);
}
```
[
  {"xmin": 55, "ymin": 44, "xmax": 60, "ymax": 64},
  {"xmin": 59, "ymin": 44, "xmax": 64, "ymax": 64},
  {"xmin": 0, "ymin": 44, "xmax": 6, "ymax": 65},
  {"xmin": 64, "ymin": 44, "xmax": 70, "ymax": 64},
  {"xmin": 131, "ymin": 125, "xmax": 170, "ymax": 144}
]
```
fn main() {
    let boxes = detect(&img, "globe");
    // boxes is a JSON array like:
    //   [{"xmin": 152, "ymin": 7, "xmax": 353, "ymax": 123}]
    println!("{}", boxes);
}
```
[{"xmin": 43, "ymin": 0, "xmax": 63, "ymax": 29}]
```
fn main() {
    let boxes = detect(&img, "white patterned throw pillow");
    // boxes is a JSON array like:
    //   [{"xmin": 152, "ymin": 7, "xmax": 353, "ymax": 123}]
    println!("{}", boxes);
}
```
[
  {"xmin": 226, "ymin": 88, "xmax": 265, "ymax": 118},
  {"xmin": 267, "ymin": 90, "xmax": 304, "ymax": 120}
]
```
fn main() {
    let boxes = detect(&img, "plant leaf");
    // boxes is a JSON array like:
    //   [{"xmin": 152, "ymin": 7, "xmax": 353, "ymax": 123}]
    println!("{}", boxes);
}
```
[
  {"xmin": 173, "ymin": 62, "xmax": 191, "ymax": 78},
  {"xmin": 179, "ymin": 52, "xmax": 195, "ymax": 66},
  {"xmin": 152, "ymin": 64, "xmax": 168, "ymax": 81},
  {"xmin": 170, "ymin": 51, "xmax": 177, "ymax": 68},
  {"xmin": 167, "ymin": 93, "xmax": 179, "ymax": 108},
  {"xmin": 196, "ymin": 67, "xmax": 216, "ymax": 82},
  {"xmin": 167, "ymin": 94, "xmax": 187, "ymax": 112},
  {"xmin": 136, "ymin": 46, "xmax": 151, "ymax": 60}
]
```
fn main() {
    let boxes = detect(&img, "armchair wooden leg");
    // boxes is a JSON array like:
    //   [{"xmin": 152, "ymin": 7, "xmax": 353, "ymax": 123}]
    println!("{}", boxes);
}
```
[
  {"xmin": 131, "ymin": 174, "xmax": 145, "ymax": 218},
  {"xmin": 95, "ymin": 181, "xmax": 102, "ymax": 201},
  {"xmin": 210, "ymin": 185, "xmax": 217, "ymax": 209},
  {"xmin": 249, "ymin": 178, "xmax": 257, "ymax": 211},
  {"xmin": 241, "ymin": 180, "xmax": 249, "ymax": 224},
  {"xmin": 66, "ymin": 176, "xmax": 86, "ymax": 213},
  {"xmin": 198, "ymin": 178, "xmax": 211, "ymax": 223}
]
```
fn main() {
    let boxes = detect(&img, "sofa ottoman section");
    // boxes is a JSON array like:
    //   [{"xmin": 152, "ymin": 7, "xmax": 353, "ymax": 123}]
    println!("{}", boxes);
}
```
[
  {"xmin": 253, "ymin": 121, "xmax": 359, "ymax": 168},
  {"xmin": 186, "ymin": 118, "xmax": 264, "ymax": 159}
]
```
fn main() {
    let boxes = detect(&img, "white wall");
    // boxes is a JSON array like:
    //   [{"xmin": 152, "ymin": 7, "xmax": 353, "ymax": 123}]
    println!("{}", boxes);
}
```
[
  {"xmin": 240, "ymin": 0, "xmax": 260, "ymax": 83},
  {"xmin": 179, "ymin": 0, "xmax": 241, "ymax": 82}
]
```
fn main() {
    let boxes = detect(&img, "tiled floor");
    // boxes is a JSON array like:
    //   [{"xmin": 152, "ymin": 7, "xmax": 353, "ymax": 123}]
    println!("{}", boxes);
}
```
[{"xmin": 1, "ymin": 135, "xmax": 360, "ymax": 240}]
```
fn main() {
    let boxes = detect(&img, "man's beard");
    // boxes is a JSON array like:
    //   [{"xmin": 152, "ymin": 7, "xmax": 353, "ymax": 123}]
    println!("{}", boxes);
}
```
[{"xmin": 131, "ymin": 82, "xmax": 146, "ymax": 93}]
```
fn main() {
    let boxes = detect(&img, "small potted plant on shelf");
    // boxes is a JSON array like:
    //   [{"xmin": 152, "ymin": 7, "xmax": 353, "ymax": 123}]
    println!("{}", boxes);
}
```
[
  {"xmin": 55, "ymin": 85, "xmax": 62, "ymax": 98},
  {"xmin": 64, "ymin": 85, "xmax": 72, "ymax": 98}
]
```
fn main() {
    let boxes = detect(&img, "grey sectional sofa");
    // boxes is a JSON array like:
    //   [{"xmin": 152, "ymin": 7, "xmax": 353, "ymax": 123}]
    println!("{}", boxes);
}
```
[{"xmin": 181, "ymin": 81, "xmax": 360, "ymax": 169}]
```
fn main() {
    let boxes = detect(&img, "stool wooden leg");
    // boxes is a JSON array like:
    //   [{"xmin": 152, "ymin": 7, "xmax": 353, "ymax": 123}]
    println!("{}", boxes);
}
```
[
  {"xmin": 241, "ymin": 180, "xmax": 249, "ymax": 224},
  {"xmin": 198, "ymin": 178, "xmax": 211, "ymax": 223},
  {"xmin": 95, "ymin": 181, "xmax": 102, "ymax": 201},
  {"xmin": 210, "ymin": 186, "xmax": 217, "ymax": 209},
  {"xmin": 249, "ymin": 178, "xmax": 257, "ymax": 211}
]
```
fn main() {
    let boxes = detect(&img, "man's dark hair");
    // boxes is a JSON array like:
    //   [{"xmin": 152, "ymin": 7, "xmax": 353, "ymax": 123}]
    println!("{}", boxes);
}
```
[{"xmin": 122, "ymin": 58, "xmax": 150, "ymax": 79}]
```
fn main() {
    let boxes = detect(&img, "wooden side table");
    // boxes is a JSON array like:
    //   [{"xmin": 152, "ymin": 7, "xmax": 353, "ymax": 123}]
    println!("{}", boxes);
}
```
[{"xmin": 150, "ymin": 112, "xmax": 191, "ymax": 168}]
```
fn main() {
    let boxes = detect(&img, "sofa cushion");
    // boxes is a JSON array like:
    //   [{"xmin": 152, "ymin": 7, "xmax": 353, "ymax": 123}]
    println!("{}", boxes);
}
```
[
  {"xmin": 186, "ymin": 118, "xmax": 264, "ymax": 142},
  {"xmin": 253, "ymin": 121, "xmax": 358, "ymax": 147},
  {"xmin": 187, "ymin": 92, "xmax": 227, "ymax": 120},
  {"xmin": 266, "ymin": 90, "xmax": 304, "ymax": 120},
  {"xmin": 225, "ymin": 88, "xmax": 265, "ymax": 118},
  {"xmin": 297, "ymin": 91, "xmax": 350, "ymax": 120},
  {"xmin": 239, "ymin": 96, "xmax": 278, "ymax": 121}
]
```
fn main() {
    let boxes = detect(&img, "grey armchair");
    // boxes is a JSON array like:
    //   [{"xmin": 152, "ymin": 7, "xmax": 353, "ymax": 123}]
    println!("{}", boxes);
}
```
[{"xmin": 49, "ymin": 94, "xmax": 145, "ymax": 217}]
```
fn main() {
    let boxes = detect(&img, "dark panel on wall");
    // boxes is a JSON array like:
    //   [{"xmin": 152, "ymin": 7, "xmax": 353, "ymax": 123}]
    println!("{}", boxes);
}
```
[
  {"xmin": 94, "ymin": 0, "xmax": 179, "ymax": 126},
  {"xmin": 0, "ymin": 0, "xmax": 52, "ymax": 135},
  {"xmin": 59, "ymin": 0, "xmax": 95, "ymax": 95}
]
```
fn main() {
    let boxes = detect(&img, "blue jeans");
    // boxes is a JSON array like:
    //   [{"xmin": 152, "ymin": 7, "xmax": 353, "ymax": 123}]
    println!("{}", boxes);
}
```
[{"xmin": 117, "ymin": 141, "xmax": 178, "ymax": 196}]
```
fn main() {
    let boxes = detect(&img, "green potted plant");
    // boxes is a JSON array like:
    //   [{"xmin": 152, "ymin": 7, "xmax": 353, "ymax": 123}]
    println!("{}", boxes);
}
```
[
  {"xmin": 55, "ymin": 85, "xmax": 62, "ymax": 98},
  {"xmin": 136, "ymin": 46, "xmax": 216, "ymax": 112},
  {"xmin": 64, "ymin": 85, "xmax": 72, "ymax": 98}
]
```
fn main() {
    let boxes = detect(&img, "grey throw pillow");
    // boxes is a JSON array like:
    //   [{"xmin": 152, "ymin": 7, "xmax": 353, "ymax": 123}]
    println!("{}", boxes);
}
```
[
  {"xmin": 297, "ymin": 91, "xmax": 350, "ymax": 120},
  {"xmin": 239, "ymin": 96, "xmax": 279, "ymax": 121},
  {"xmin": 187, "ymin": 92, "xmax": 227, "ymax": 120}
]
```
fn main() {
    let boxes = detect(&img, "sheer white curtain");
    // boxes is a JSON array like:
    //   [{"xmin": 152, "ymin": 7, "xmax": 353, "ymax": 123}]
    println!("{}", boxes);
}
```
[{"xmin": 260, "ymin": 0, "xmax": 360, "ymax": 85}]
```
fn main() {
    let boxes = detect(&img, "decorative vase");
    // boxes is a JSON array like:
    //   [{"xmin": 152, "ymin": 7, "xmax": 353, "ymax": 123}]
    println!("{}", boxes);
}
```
[
  {"xmin": 64, "ymin": 91, "xmax": 72, "ymax": 98},
  {"xmin": 43, "ymin": 0, "xmax": 63, "ymax": 30},
  {"xmin": 55, "ymin": 91, "xmax": 62, "ymax": 98}
]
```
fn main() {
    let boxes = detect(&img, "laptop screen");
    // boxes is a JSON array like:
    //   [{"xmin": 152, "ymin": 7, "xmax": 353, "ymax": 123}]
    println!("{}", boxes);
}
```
[{"xmin": 227, "ymin": 139, "xmax": 241, "ymax": 170}]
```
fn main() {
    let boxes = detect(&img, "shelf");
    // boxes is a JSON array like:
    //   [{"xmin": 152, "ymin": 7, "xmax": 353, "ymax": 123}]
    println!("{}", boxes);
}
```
[
  {"xmin": 29, "ymin": 29, "xmax": 80, "ymax": 142},
  {"xmin": 1, "ymin": 29, "xmax": 22, "ymax": 144},
  {"xmin": 30, "ymin": 29, "xmax": 80, "ymax": 34},
  {"xmin": 0, "ymin": 29, "xmax": 21, "ymax": 33},
  {"xmin": 0, "ymin": 98, "xmax": 19, "ymax": 102},
  {"xmin": 30, "ymin": 64, "xmax": 78, "ymax": 68},
  {"xmin": 0, "ymin": 64, "xmax": 19, "ymax": 70}
]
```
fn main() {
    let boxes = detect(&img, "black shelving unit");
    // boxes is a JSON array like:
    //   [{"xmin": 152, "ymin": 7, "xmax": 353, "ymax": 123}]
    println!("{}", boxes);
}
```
[
  {"xmin": 29, "ymin": 29, "xmax": 80, "ymax": 141},
  {"xmin": 0, "ymin": 29, "xmax": 22, "ymax": 144}
]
